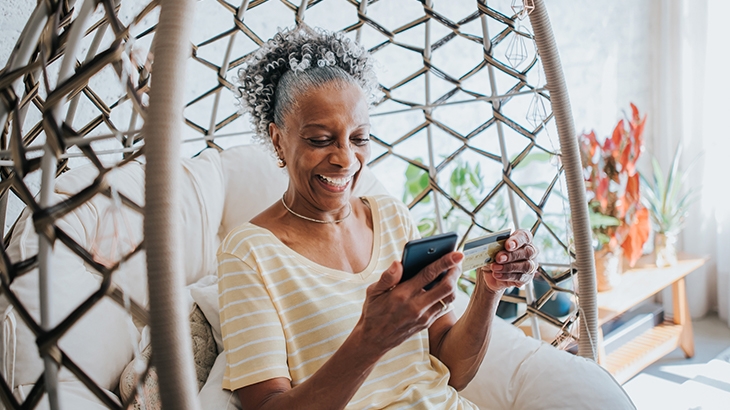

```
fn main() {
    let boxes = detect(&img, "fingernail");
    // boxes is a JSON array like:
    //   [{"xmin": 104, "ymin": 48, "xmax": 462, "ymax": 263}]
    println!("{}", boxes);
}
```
[
  {"xmin": 498, "ymin": 255, "xmax": 507, "ymax": 263},
  {"xmin": 453, "ymin": 252, "xmax": 464, "ymax": 263},
  {"xmin": 494, "ymin": 273, "xmax": 503, "ymax": 279},
  {"xmin": 508, "ymin": 240, "xmax": 516, "ymax": 250},
  {"xmin": 492, "ymin": 264, "xmax": 503, "ymax": 271}
]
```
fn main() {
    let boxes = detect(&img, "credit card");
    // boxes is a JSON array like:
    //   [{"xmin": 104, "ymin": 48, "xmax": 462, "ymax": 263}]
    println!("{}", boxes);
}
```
[{"xmin": 461, "ymin": 229, "xmax": 512, "ymax": 272}]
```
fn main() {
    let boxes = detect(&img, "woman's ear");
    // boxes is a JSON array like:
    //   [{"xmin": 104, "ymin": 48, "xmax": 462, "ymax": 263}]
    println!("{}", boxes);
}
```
[{"xmin": 269, "ymin": 122, "xmax": 284, "ymax": 158}]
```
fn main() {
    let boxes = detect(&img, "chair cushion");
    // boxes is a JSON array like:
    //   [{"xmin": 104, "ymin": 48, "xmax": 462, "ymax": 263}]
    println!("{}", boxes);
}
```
[
  {"xmin": 218, "ymin": 145, "xmax": 288, "ymax": 241},
  {"xmin": 0, "ymin": 150, "xmax": 226, "ymax": 396},
  {"xmin": 180, "ymin": 149, "xmax": 226, "ymax": 280},
  {"xmin": 1, "ymin": 162, "xmax": 146, "ymax": 392},
  {"xmin": 198, "ymin": 351, "xmax": 241, "ymax": 409},
  {"xmin": 452, "ymin": 292, "xmax": 635, "ymax": 410},
  {"xmin": 14, "ymin": 381, "xmax": 119, "ymax": 410}
]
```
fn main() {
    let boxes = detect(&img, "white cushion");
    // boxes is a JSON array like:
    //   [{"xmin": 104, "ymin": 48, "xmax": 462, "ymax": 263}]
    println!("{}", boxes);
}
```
[
  {"xmin": 0, "ymin": 151, "xmax": 227, "ymax": 396},
  {"xmin": 218, "ymin": 144, "xmax": 288, "ymax": 241},
  {"xmin": 1, "ymin": 163, "xmax": 146, "ymax": 392},
  {"xmin": 14, "ymin": 381, "xmax": 119, "ymax": 409},
  {"xmin": 189, "ymin": 276, "xmax": 223, "ymax": 352},
  {"xmin": 453, "ymin": 292, "xmax": 635, "ymax": 409},
  {"xmin": 198, "ymin": 352, "xmax": 241, "ymax": 410},
  {"xmin": 180, "ymin": 149, "xmax": 226, "ymax": 282}
]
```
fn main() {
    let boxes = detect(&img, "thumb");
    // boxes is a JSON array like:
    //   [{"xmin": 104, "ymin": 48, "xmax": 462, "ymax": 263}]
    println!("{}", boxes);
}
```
[{"xmin": 372, "ymin": 261, "xmax": 402, "ymax": 293}]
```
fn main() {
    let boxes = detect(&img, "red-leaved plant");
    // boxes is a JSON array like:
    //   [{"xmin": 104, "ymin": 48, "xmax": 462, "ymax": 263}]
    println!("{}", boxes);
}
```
[{"xmin": 579, "ymin": 103, "xmax": 651, "ymax": 267}]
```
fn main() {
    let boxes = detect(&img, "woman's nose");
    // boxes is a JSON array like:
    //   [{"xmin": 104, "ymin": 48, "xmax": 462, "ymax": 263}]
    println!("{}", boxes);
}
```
[{"xmin": 330, "ymin": 142, "xmax": 357, "ymax": 168}]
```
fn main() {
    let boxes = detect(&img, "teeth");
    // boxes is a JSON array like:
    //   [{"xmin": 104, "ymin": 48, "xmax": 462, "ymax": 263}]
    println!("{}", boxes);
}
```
[{"xmin": 318, "ymin": 175, "xmax": 351, "ymax": 187}]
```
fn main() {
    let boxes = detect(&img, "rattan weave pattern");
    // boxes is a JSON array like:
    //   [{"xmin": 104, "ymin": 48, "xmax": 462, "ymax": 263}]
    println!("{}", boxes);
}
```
[{"xmin": 0, "ymin": 1, "xmax": 590, "ymax": 408}]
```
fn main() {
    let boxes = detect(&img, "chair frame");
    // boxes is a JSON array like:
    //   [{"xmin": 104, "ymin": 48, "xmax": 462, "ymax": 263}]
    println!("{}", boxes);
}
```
[{"xmin": 0, "ymin": 1, "xmax": 597, "ymax": 409}]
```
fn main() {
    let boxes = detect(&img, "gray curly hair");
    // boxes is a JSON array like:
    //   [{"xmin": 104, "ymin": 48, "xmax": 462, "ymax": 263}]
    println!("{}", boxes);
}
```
[{"xmin": 236, "ymin": 27, "xmax": 378, "ymax": 145}]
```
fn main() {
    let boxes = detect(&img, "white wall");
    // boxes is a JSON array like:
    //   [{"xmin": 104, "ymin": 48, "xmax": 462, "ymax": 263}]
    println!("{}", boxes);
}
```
[
  {"xmin": 549, "ymin": 0, "xmax": 653, "ymax": 139},
  {"xmin": 0, "ymin": 0, "xmax": 34, "ymax": 66},
  {"xmin": 1, "ymin": 0, "xmax": 655, "ymax": 142}
]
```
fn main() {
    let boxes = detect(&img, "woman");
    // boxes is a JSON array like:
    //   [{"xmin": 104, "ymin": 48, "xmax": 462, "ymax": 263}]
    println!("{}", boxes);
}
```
[{"xmin": 217, "ymin": 27, "xmax": 539, "ymax": 410}]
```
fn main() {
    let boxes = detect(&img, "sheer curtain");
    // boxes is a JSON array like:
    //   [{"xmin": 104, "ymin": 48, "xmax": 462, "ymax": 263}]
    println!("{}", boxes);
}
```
[{"xmin": 652, "ymin": 0, "xmax": 730, "ymax": 325}]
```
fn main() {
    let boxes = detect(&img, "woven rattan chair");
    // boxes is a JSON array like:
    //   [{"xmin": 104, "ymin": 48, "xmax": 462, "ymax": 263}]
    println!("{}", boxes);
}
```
[{"xmin": 0, "ymin": 1, "xmax": 601, "ymax": 408}]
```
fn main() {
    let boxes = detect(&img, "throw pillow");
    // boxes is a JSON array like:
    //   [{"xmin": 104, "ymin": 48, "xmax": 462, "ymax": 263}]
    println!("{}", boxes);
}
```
[{"xmin": 119, "ymin": 304, "xmax": 217, "ymax": 408}]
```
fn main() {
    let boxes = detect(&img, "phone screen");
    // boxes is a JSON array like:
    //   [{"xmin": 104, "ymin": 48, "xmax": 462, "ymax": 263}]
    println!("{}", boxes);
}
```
[{"xmin": 400, "ymin": 232, "xmax": 458, "ymax": 290}]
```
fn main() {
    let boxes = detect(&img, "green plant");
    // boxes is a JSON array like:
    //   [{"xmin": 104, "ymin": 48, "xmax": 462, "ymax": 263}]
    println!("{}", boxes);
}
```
[
  {"xmin": 639, "ymin": 144, "xmax": 698, "ymax": 236},
  {"xmin": 403, "ymin": 158, "xmax": 509, "ymax": 237},
  {"xmin": 579, "ymin": 103, "xmax": 651, "ymax": 267}
]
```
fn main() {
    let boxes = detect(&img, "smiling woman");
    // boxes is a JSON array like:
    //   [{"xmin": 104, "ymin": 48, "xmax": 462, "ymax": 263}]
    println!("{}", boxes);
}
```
[
  {"xmin": 217, "ymin": 27, "xmax": 541, "ymax": 410},
  {"xmin": 270, "ymin": 80, "xmax": 371, "ymax": 229}
]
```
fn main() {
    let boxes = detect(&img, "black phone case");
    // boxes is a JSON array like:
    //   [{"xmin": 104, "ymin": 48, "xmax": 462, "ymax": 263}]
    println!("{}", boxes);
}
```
[{"xmin": 400, "ymin": 232, "xmax": 458, "ymax": 290}]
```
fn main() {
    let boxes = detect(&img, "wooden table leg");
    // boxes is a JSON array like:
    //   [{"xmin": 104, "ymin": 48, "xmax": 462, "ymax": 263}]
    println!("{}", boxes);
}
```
[
  {"xmin": 672, "ymin": 278, "xmax": 694, "ymax": 358},
  {"xmin": 597, "ymin": 326, "xmax": 606, "ymax": 365}
]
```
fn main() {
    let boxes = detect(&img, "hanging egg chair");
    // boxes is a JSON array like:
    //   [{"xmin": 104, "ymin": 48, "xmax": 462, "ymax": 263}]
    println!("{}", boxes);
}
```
[{"xmin": 0, "ymin": 0, "xmax": 613, "ymax": 409}]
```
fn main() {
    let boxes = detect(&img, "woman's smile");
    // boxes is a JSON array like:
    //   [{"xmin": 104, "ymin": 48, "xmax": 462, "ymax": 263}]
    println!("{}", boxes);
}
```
[{"xmin": 316, "ymin": 174, "xmax": 353, "ymax": 192}]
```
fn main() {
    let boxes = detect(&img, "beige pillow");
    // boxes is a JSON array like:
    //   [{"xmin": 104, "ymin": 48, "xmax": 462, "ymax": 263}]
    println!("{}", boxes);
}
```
[{"xmin": 119, "ymin": 304, "xmax": 217, "ymax": 408}]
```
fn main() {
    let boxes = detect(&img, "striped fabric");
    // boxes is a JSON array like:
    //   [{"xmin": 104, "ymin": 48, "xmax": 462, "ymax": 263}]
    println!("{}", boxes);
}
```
[{"xmin": 217, "ymin": 195, "xmax": 477, "ymax": 409}]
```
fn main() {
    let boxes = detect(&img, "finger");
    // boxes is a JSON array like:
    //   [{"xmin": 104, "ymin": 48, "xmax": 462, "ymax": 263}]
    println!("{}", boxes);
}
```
[
  {"xmin": 420, "ymin": 265, "xmax": 460, "ymax": 302},
  {"xmin": 492, "ymin": 271, "xmax": 534, "ymax": 284},
  {"xmin": 495, "ymin": 244, "xmax": 539, "ymax": 264},
  {"xmin": 491, "ymin": 260, "xmax": 537, "ymax": 275},
  {"xmin": 424, "ymin": 297, "xmax": 455, "ymax": 325},
  {"xmin": 477, "ymin": 265, "xmax": 492, "ymax": 275},
  {"xmin": 505, "ymin": 229, "xmax": 533, "ymax": 251},
  {"xmin": 369, "ymin": 261, "xmax": 402, "ymax": 294},
  {"xmin": 412, "ymin": 251, "xmax": 463, "ymax": 291}
]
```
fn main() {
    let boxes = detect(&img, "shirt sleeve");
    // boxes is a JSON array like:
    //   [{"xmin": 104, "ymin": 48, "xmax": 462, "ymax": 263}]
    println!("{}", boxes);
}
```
[{"xmin": 217, "ymin": 252, "xmax": 290, "ymax": 391}]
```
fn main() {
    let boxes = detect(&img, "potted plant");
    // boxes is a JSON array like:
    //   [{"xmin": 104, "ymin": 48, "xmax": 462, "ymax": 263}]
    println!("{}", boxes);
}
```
[
  {"xmin": 640, "ymin": 144, "xmax": 698, "ymax": 267},
  {"xmin": 403, "ymin": 158, "xmax": 510, "ymax": 238},
  {"xmin": 579, "ymin": 104, "xmax": 651, "ymax": 291}
]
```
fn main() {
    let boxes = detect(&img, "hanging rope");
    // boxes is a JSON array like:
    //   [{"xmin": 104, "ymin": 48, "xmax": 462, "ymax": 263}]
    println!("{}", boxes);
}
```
[
  {"xmin": 143, "ymin": 0, "xmax": 201, "ymax": 408},
  {"xmin": 528, "ymin": 0, "xmax": 598, "ymax": 360}
]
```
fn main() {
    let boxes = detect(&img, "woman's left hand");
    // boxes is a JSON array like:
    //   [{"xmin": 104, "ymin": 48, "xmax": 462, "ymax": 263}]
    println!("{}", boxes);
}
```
[{"xmin": 479, "ymin": 229, "xmax": 539, "ymax": 293}]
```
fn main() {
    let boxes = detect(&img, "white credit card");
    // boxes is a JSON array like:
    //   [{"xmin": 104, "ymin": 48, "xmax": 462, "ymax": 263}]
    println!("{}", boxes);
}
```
[{"xmin": 461, "ymin": 229, "xmax": 512, "ymax": 272}]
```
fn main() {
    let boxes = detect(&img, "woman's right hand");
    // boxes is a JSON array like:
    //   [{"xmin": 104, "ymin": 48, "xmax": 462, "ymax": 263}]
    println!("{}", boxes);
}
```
[{"xmin": 355, "ymin": 252, "xmax": 463, "ymax": 354}]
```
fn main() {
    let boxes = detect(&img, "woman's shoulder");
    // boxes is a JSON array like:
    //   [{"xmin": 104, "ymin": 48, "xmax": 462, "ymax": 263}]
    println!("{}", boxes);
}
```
[
  {"xmin": 217, "ymin": 222, "xmax": 276, "ymax": 258},
  {"xmin": 366, "ymin": 194, "xmax": 412, "ymax": 219}
]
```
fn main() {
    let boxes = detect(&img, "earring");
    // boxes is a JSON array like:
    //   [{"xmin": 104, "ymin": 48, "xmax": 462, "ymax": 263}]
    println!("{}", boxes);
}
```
[{"xmin": 276, "ymin": 156, "xmax": 286, "ymax": 168}]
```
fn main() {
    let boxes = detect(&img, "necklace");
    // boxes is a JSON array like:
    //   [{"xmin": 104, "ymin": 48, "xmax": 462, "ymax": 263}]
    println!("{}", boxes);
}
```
[{"xmin": 281, "ymin": 195, "xmax": 352, "ymax": 224}]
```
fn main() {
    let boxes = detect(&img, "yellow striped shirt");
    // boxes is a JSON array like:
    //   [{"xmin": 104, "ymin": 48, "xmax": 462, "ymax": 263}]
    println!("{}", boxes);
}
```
[{"xmin": 217, "ymin": 195, "xmax": 477, "ymax": 409}]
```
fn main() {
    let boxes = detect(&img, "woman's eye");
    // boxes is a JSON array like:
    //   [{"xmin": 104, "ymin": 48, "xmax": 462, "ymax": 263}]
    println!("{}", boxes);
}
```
[
  {"xmin": 352, "ymin": 137, "xmax": 370, "ymax": 146},
  {"xmin": 308, "ymin": 138, "xmax": 332, "ymax": 146}
]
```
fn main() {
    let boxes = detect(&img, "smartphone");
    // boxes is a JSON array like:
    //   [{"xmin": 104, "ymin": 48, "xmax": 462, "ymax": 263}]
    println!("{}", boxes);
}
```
[{"xmin": 400, "ymin": 232, "xmax": 458, "ymax": 290}]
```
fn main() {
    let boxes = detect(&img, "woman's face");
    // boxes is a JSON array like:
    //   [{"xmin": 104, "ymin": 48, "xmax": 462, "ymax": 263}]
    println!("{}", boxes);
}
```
[{"xmin": 270, "ymin": 81, "xmax": 371, "ymax": 213}]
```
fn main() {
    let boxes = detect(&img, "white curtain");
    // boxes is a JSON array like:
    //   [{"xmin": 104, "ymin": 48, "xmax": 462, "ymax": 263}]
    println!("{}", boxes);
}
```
[{"xmin": 652, "ymin": 0, "xmax": 730, "ymax": 324}]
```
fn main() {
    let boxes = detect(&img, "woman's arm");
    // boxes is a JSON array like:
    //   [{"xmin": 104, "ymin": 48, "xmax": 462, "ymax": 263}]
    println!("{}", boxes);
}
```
[
  {"xmin": 428, "ymin": 229, "xmax": 538, "ymax": 391},
  {"xmin": 237, "ymin": 326, "xmax": 381, "ymax": 410},
  {"xmin": 238, "ymin": 256, "xmax": 463, "ymax": 410},
  {"xmin": 427, "ymin": 277, "xmax": 503, "ymax": 391}
]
